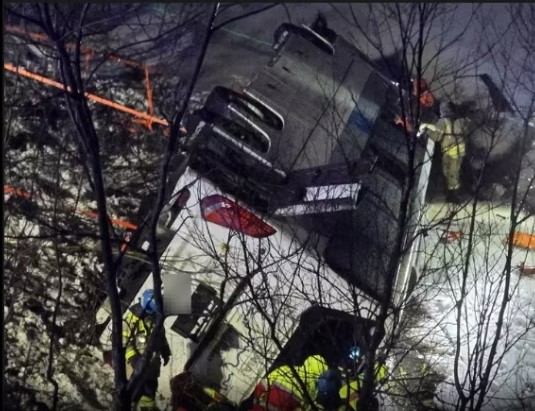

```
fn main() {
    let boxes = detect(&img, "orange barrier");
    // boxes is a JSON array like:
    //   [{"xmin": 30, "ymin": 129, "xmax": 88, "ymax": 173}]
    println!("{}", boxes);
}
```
[
  {"xmin": 4, "ymin": 63, "xmax": 169, "ymax": 128},
  {"xmin": 79, "ymin": 210, "xmax": 138, "ymax": 230},
  {"xmin": 5, "ymin": 25, "xmax": 49, "ymax": 43},
  {"xmin": 4, "ymin": 25, "xmax": 145, "ymax": 70},
  {"xmin": 5, "ymin": 24, "xmax": 158, "ymax": 132},
  {"xmin": 509, "ymin": 231, "xmax": 535, "ymax": 251},
  {"xmin": 4, "ymin": 184, "xmax": 138, "ymax": 230},
  {"xmin": 131, "ymin": 66, "xmax": 156, "ymax": 130},
  {"xmin": 3, "ymin": 185, "xmax": 33, "ymax": 200},
  {"xmin": 145, "ymin": 67, "xmax": 154, "ymax": 129}
]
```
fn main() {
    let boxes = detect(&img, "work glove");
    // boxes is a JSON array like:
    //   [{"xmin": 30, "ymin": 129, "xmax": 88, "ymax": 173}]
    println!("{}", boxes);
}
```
[
  {"xmin": 161, "ymin": 340, "xmax": 171, "ymax": 366},
  {"xmin": 417, "ymin": 123, "xmax": 431, "ymax": 139}
]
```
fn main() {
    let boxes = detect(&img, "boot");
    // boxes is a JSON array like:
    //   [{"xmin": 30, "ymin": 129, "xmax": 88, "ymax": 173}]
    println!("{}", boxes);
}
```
[{"xmin": 137, "ymin": 395, "xmax": 159, "ymax": 411}]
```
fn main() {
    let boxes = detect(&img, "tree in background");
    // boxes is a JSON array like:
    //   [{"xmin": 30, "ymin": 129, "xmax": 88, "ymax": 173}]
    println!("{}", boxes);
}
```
[
  {"xmin": 5, "ymin": 3, "xmax": 535, "ymax": 411},
  {"xmin": 4, "ymin": 3, "xmax": 279, "ymax": 410},
  {"xmin": 327, "ymin": 3, "xmax": 535, "ymax": 410}
]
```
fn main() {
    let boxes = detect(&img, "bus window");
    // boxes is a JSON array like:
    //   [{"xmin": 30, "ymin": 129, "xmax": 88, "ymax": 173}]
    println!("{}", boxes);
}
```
[
  {"xmin": 271, "ymin": 306, "xmax": 376, "ymax": 370},
  {"xmin": 330, "ymin": 72, "xmax": 387, "ymax": 165}
]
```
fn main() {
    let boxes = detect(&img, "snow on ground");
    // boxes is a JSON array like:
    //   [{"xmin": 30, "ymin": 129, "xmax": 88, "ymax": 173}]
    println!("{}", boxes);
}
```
[
  {"xmin": 4, "ymin": 17, "xmax": 204, "ymax": 408},
  {"xmin": 4, "ymin": 304, "xmax": 115, "ymax": 411},
  {"xmin": 4, "ymin": 60, "xmax": 164, "ymax": 409},
  {"xmin": 4, "ymin": 209, "xmax": 116, "ymax": 410},
  {"xmin": 413, "ymin": 202, "xmax": 535, "ymax": 410}
]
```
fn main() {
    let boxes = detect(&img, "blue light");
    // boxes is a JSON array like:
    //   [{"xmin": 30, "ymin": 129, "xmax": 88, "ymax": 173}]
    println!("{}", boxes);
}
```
[{"xmin": 349, "ymin": 346, "xmax": 361, "ymax": 360}]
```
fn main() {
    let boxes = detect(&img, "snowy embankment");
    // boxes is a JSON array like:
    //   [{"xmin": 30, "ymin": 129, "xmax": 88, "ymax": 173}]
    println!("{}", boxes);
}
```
[
  {"xmin": 4, "ymin": 212, "xmax": 116, "ymax": 410},
  {"xmin": 4, "ymin": 63, "xmax": 163, "ymax": 409},
  {"xmin": 414, "ymin": 202, "xmax": 535, "ymax": 410}
]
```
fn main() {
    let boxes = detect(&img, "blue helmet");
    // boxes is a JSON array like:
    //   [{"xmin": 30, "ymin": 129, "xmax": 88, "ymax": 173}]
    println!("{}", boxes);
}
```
[{"xmin": 140, "ymin": 289, "xmax": 158, "ymax": 314}]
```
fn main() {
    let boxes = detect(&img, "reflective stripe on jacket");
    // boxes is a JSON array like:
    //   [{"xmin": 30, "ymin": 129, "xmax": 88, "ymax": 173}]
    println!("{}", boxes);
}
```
[
  {"xmin": 443, "ymin": 142, "xmax": 466, "ymax": 157},
  {"xmin": 123, "ymin": 306, "xmax": 152, "ymax": 361},
  {"xmin": 339, "ymin": 379, "xmax": 361, "ymax": 410},
  {"xmin": 338, "ymin": 364, "xmax": 388, "ymax": 411},
  {"xmin": 123, "ymin": 303, "xmax": 171, "ymax": 363},
  {"xmin": 431, "ymin": 117, "xmax": 470, "ymax": 158}
]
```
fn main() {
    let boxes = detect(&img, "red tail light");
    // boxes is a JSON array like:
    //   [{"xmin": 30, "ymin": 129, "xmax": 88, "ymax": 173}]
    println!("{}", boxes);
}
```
[{"xmin": 200, "ymin": 195, "xmax": 276, "ymax": 238}]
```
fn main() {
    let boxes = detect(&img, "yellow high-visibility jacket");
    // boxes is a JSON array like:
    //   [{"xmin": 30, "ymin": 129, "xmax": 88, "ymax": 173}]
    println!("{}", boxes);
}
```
[
  {"xmin": 426, "ymin": 118, "xmax": 472, "ymax": 158},
  {"xmin": 338, "ymin": 364, "xmax": 388, "ymax": 411},
  {"xmin": 339, "ymin": 380, "xmax": 360, "ymax": 411},
  {"xmin": 122, "ymin": 303, "xmax": 171, "ymax": 362},
  {"xmin": 267, "ymin": 355, "xmax": 328, "ymax": 403}
]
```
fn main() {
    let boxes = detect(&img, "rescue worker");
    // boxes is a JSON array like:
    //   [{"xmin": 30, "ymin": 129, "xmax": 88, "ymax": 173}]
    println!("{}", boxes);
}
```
[
  {"xmin": 124, "ymin": 289, "xmax": 171, "ymax": 411},
  {"xmin": 249, "ymin": 354, "xmax": 329, "ymax": 411},
  {"xmin": 419, "ymin": 101, "xmax": 472, "ymax": 203},
  {"xmin": 338, "ymin": 347, "xmax": 387, "ymax": 411}
]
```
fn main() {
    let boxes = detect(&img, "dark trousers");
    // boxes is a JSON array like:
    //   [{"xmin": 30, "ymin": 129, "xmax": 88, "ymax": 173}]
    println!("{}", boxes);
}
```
[{"xmin": 130, "ymin": 356, "xmax": 161, "ymax": 402}]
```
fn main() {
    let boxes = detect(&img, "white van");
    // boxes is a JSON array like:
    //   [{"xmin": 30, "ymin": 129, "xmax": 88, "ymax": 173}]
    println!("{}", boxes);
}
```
[{"xmin": 97, "ymin": 19, "xmax": 435, "ymax": 406}]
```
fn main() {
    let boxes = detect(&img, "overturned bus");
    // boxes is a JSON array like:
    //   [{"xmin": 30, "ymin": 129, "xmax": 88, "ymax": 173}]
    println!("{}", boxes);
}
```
[{"xmin": 97, "ymin": 18, "xmax": 436, "ymax": 406}]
